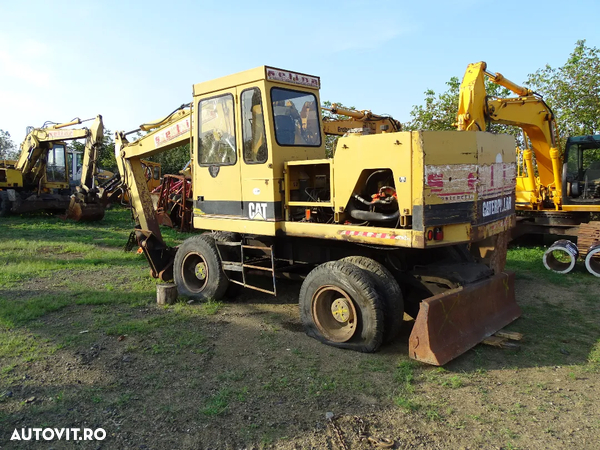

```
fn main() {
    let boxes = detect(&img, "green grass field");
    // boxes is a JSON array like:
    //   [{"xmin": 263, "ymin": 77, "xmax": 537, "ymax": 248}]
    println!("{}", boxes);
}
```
[{"xmin": 0, "ymin": 208, "xmax": 599, "ymax": 449}]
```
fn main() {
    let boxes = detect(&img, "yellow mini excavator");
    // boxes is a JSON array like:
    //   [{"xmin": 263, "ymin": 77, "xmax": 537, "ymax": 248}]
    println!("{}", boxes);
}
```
[
  {"xmin": 0, "ymin": 115, "xmax": 106, "ymax": 221},
  {"xmin": 115, "ymin": 66, "xmax": 520, "ymax": 365}
]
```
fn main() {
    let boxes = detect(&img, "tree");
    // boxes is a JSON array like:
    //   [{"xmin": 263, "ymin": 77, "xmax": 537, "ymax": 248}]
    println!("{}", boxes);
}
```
[
  {"xmin": 403, "ymin": 77, "xmax": 461, "ymax": 132},
  {"xmin": 146, "ymin": 144, "xmax": 191, "ymax": 176},
  {"xmin": 0, "ymin": 129, "xmax": 18, "ymax": 160},
  {"xmin": 527, "ymin": 40, "xmax": 600, "ymax": 142}
]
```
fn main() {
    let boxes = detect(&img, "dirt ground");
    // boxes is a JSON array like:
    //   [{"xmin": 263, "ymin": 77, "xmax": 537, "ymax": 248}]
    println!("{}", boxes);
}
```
[{"xmin": 1, "ymin": 261, "xmax": 599, "ymax": 450}]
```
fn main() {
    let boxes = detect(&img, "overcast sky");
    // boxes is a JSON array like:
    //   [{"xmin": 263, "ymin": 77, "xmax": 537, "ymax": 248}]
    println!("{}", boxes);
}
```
[{"xmin": 1, "ymin": 0, "xmax": 598, "ymax": 144}]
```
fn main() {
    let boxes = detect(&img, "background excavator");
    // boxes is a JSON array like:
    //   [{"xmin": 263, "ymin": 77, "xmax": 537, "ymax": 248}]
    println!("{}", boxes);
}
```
[
  {"xmin": 0, "ymin": 115, "xmax": 106, "ymax": 221},
  {"xmin": 115, "ymin": 66, "xmax": 520, "ymax": 366},
  {"xmin": 457, "ymin": 62, "xmax": 600, "ymax": 240}
]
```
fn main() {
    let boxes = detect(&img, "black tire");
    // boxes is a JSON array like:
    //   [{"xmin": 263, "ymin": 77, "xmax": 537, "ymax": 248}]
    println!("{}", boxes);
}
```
[
  {"xmin": 299, "ymin": 260, "xmax": 384, "ymax": 353},
  {"xmin": 173, "ymin": 234, "xmax": 229, "ymax": 300},
  {"xmin": 404, "ymin": 289, "xmax": 425, "ymax": 320},
  {"xmin": 0, "ymin": 191, "xmax": 11, "ymax": 217},
  {"xmin": 341, "ymin": 256, "xmax": 404, "ymax": 344},
  {"xmin": 212, "ymin": 231, "xmax": 243, "ymax": 299}
]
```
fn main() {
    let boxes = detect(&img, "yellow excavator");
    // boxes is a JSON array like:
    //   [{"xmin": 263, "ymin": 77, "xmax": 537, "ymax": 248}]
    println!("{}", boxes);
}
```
[
  {"xmin": 0, "ymin": 116, "xmax": 106, "ymax": 221},
  {"xmin": 115, "ymin": 66, "xmax": 520, "ymax": 366},
  {"xmin": 457, "ymin": 62, "xmax": 600, "ymax": 238}
]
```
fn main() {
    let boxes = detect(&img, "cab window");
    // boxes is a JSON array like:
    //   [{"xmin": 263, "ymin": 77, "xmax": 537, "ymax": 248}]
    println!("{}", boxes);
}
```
[
  {"xmin": 198, "ymin": 94, "xmax": 237, "ymax": 165},
  {"xmin": 46, "ymin": 144, "xmax": 67, "ymax": 182},
  {"xmin": 271, "ymin": 87, "xmax": 321, "ymax": 147},
  {"xmin": 241, "ymin": 88, "xmax": 267, "ymax": 164}
]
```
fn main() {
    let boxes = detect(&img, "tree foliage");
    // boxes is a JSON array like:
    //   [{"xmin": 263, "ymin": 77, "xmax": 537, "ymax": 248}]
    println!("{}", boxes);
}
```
[
  {"xmin": 146, "ymin": 144, "xmax": 190, "ymax": 175},
  {"xmin": 527, "ymin": 40, "xmax": 600, "ymax": 141},
  {"xmin": 0, "ymin": 129, "xmax": 18, "ymax": 160},
  {"xmin": 403, "ymin": 77, "xmax": 462, "ymax": 132}
]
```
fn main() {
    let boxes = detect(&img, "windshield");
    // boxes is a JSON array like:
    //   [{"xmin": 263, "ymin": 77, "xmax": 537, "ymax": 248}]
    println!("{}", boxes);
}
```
[
  {"xmin": 271, "ymin": 88, "xmax": 321, "ymax": 147},
  {"xmin": 47, "ymin": 144, "xmax": 67, "ymax": 183},
  {"xmin": 567, "ymin": 142, "xmax": 600, "ymax": 183}
]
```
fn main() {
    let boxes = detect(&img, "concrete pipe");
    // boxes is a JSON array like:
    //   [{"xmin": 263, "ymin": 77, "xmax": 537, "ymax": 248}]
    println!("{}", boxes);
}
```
[
  {"xmin": 543, "ymin": 239, "xmax": 579, "ymax": 274},
  {"xmin": 584, "ymin": 243, "xmax": 600, "ymax": 278}
]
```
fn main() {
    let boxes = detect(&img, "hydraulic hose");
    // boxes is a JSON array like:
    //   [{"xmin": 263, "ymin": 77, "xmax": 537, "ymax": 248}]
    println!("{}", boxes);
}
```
[{"xmin": 347, "ymin": 202, "xmax": 399, "ymax": 223}]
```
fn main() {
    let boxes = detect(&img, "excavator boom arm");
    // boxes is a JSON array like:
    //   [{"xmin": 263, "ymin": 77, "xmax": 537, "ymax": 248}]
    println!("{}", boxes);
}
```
[
  {"xmin": 457, "ymin": 62, "xmax": 563, "ymax": 207},
  {"xmin": 115, "ymin": 106, "xmax": 192, "ymax": 263},
  {"xmin": 321, "ymin": 104, "xmax": 401, "ymax": 136}
]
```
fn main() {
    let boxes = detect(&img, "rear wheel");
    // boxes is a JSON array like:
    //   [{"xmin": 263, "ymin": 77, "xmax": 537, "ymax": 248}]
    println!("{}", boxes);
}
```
[
  {"xmin": 299, "ymin": 260, "xmax": 384, "ymax": 353},
  {"xmin": 173, "ymin": 234, "xmax": 229, "ymax": 300},
  {"xmin": 341, "ymin": 256, "xmax": 404, "ymax": 343}
]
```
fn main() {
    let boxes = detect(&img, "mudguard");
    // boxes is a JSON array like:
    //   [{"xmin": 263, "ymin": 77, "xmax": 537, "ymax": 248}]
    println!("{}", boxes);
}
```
[{"xmin": 408, "ymin": 271, "xmax": 519, "ymax": 365}]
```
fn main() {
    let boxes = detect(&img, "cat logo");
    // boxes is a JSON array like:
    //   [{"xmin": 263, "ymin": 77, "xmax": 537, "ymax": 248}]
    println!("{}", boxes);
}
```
[{"xmin": 248, "ymin": 202, "xmax": 267, "ymax": 220}]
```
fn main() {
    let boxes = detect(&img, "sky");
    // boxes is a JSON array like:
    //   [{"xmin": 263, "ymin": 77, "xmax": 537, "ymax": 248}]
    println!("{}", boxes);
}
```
[{"xmin": 1, "ymin": 0, "xmax": 599, "ymax": 146}]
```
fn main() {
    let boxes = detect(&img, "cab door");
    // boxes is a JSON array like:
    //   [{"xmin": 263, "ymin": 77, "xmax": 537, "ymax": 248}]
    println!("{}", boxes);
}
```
[
  {"xmin": 238, "ymin": 85, "xmax": 280, "ymax": 221},
  {"xmin": 193, "ymin": 89, "xmax": 243, "ymax": 217}
]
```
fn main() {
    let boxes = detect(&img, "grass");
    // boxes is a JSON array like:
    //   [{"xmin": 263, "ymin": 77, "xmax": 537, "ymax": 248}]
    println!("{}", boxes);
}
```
[
  {"xmin": 201, "ymin": 388, "xmax": 248, "ymax": 417},
  {"xmin": 506, "ymin": 244, "xmax": 590, "ymax": 286},
  {"xmin": 1, "ymin": 210, "xmax": 600, "ymax": 448}
]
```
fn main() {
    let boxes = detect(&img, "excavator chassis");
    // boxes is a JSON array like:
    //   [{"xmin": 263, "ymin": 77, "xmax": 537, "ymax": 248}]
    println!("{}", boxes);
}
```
[{"xmin": 409, "ymin": 271, "xmax": 519, "ymax": 365}]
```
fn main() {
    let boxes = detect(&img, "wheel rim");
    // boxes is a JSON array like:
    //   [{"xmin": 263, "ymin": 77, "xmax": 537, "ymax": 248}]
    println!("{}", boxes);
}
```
[
  {"xmin": 312, "ymin": 285, "xmax": 357, "ymax": 342},
  {"xmin": 181, "ymin": 252, "xmax": 209, "ymax": 292}
]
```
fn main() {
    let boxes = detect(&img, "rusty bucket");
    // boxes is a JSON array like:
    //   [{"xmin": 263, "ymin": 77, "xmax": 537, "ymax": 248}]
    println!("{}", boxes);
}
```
[
  {"xmin": 408, "ymin": 271, "xmax": 520, "ymax": 366},
  {"xmin": 65, "ymin": 197, "xmax": 106, "ymax": 222}
]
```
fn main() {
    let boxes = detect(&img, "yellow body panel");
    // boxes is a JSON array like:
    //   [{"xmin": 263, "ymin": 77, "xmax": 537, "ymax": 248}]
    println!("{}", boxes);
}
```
[
  {"xmin": 117, "ymin": 65, "xmax": 516, "ymax": 252},
  {"xmin": 0, "ymin": 167, "xmax": 23, "ymax": 188}
]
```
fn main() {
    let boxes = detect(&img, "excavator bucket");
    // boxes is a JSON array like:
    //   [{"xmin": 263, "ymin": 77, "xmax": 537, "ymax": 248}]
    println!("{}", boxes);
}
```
[
  {"xmin": 408, "ymin": 271, "xmax": 520, "ymax": 366},
  {"xmin": 65, "ymin": 197, "xmax": 106, "ymax": 222}
]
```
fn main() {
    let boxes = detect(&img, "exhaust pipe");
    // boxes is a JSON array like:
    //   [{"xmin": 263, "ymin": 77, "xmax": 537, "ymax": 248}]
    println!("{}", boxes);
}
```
[
  {"xmin": 584, "ymin": 243, "xmax": 600, "ymax": 277},
  {"xmin": 543, "ymin": 239, "xmax": 578, "ymax": 274}
]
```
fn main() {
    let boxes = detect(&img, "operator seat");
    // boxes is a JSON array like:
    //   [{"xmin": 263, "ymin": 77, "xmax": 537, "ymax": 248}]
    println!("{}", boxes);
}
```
[
  {"xmin": 585, "ymin": 160, "xmax": 600, "ymax": 182},
  {"xmin": 273, "ymin": 107, "xmax": 296, "ymax": 145}
]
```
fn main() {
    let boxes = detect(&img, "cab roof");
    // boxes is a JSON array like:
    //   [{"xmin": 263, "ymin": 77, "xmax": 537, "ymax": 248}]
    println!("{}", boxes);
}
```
[{"xmin": 193, "ymin": 66, "xmax": 320, "ymax": 97}]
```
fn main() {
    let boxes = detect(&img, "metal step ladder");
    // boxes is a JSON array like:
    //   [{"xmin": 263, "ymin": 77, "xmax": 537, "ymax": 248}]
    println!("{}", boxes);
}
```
[{"xmin": 216, "ymin": 241, "xmax": 277, "ymax": 295}]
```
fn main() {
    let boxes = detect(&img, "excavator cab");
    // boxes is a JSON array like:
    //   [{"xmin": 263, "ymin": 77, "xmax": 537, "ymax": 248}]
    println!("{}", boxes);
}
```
[
  {"xmin": 563, "ymin": 135, "xmax": 600, "ymax": 204},
  {"xmin": 45, "ymin": 143, "xmax": 69, "ymax": 184}
]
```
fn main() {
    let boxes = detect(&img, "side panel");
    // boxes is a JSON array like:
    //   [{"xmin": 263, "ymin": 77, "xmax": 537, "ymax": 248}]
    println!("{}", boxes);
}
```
[
  {"xmin": 332, "ymin": 132, "xmax": 413, "ymax": 218},
  {"xmin": 420, "ymin": 131, "xmax": 516, "ymax": 230}
]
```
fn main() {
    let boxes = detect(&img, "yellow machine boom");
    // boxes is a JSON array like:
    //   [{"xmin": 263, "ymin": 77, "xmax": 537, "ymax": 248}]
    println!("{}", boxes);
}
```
[{"xmin": 457, "ymin": 62, "xmax": 600, "ymax": 237}]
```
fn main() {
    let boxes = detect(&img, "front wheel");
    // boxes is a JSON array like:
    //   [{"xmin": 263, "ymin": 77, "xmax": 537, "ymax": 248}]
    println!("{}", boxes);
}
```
[
  {"xmin": 173, "ymin": 234, "xmax": 229, "ymax": 300},
  {"xmin": 0, "ymin": 191, "xmax": 11, "ymax": 217},
  {"xmin": 299, "ymin": 260, "xmax": 384, "ymax": 353}
]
